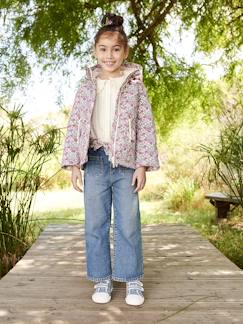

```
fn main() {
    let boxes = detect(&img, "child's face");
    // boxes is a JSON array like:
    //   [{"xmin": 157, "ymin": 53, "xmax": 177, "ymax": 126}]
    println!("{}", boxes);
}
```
[{"xmin": 94, "ymin": 33, "xmax": 128, "ymax": 78}]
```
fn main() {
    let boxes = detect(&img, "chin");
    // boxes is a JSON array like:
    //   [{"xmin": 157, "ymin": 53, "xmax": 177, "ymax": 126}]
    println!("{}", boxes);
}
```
[{"xmin": 104, "ymin": 66, "xmax": 118, "ymax": 70}]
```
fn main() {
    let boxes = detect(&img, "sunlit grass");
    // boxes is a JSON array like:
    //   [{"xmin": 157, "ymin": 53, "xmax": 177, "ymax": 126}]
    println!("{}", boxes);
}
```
[{"xmin": 33, "ymin": 208, "xmax": 85, "ymax": 225}]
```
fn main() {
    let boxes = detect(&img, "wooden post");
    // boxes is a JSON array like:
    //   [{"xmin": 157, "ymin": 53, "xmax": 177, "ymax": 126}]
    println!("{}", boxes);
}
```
[{"xmin": 211, "ymin": 200, "xmax": 230, "ymax": 218}]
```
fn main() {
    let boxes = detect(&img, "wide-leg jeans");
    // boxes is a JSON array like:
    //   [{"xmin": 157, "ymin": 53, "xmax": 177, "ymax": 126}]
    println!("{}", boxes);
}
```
[{"xmin": 83, "ymin": 147, "xmax": 144, "ymax": 282}]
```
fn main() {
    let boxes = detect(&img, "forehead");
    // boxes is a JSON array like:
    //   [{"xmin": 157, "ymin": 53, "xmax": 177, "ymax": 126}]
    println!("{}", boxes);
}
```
[{"xmin": 96, "ymin": 33, "xmax": 122, "ymax": 47}]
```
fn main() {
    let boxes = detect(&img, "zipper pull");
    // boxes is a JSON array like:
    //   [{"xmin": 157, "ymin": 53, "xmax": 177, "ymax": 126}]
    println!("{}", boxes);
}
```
[{"xmin": 111, "ymin": 156, "xmax": 115, "ymax": 168}]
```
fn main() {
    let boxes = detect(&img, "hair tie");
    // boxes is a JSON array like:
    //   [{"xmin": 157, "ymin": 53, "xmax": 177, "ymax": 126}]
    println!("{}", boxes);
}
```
[{"xmin": 105, "ymin": 17, "xmax": 113, "ymax": 26}]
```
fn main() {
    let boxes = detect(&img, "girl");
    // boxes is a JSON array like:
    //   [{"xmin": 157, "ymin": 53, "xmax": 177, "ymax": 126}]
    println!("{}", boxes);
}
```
[{"xmin": 62, "ymin": 13, "xmax": 160, "ymax": 306}]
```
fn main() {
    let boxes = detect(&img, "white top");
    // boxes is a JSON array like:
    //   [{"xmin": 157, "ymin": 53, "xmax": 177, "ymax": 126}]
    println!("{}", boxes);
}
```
[{"xmin": 90, "ymin": 69, "xmax": 135, "ymax": 144}]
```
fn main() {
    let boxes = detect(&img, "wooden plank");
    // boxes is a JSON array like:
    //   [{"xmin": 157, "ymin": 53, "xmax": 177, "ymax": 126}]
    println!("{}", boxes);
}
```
[{"xmin": 0, "ymin": 223, "xmax": 242, "ymax": 324}]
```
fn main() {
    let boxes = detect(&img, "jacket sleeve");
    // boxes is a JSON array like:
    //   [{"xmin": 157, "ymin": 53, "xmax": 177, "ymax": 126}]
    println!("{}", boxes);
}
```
[
  {"xmin": 135, "ymin": 82, "xmax": 160, "ymax": 171},
  {"xmin": 61, "ymin": 86, "xmax": 83, "ymax": 171}
]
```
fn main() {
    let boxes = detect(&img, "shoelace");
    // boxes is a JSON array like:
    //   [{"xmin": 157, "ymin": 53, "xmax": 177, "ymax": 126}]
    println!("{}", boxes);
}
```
[
  {"xmin": 94, "ymin": 280, "xmax": 111, "ymax": 294},
  {"xmin": 127, "ymin": 280, "xmax": 144, "ymax": 296}
]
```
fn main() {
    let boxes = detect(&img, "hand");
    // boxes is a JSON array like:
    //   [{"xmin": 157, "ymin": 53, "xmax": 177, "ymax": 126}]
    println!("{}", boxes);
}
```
[
  {"xmin": 71, "ymin": 165, "xmax": 83, "ymax": 192},
  {"xmin": 132, "ymin": 166, "xmax": 146, "ymax": 193}
]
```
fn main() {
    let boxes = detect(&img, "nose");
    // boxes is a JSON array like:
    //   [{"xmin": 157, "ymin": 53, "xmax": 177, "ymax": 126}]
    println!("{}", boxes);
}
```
[{"xmin": 107, "ymin": 50, "xmax": 113, "ymax": 58}]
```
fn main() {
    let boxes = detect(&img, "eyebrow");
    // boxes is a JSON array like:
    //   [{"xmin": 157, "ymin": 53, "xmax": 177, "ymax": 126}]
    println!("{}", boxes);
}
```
[{"xmin": 98, "ymin": 45, "xmax": 121, "ymax": 48}]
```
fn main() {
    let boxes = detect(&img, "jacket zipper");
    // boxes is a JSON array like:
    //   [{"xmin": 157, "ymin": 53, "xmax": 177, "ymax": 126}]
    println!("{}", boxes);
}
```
[
  {"xmin": 112, "ymin": 94, "xmax": 120, "ymax": 167},
  {"xmin": 111, "ymin": 72, "xmax": 137, "ymax": 167}
]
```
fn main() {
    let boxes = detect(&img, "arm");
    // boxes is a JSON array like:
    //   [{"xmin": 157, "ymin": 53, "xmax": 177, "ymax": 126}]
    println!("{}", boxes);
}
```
[
  {"xmin": 135, "ymin": 82, "xmax": 160, "ymax": 171},
  {"xmin": 61, "ymin": 86, "xmax": 83, "ymax": 171}
]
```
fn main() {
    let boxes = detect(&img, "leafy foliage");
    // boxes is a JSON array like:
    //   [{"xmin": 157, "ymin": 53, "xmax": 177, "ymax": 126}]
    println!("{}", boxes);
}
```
[
  {"xmin": 1, "ymin": 1, "xmax": 242, "ymax": 85},
  {"xmin": 146, "ymin": 60, "xmax": 224, "ymax": 137},
  {"xmin": 179, "ymin": 0, "xmax": 243, "ymax": 55},
  {"xmin": 0, "ymin": 1, "xmax": 242, "ymax": 135},
  {"xmin": 199, "ymin": 106, "xmax": 243, "ymax": 207},
  {"xmin": 0, "ymin": 104, "xmax": 61, "ymax": 277}
]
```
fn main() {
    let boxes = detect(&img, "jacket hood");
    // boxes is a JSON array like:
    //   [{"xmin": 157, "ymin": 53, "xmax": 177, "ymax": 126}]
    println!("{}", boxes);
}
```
[{"xmin": 85, "ymin": 61, "xmax": 143, "ymax": 82}]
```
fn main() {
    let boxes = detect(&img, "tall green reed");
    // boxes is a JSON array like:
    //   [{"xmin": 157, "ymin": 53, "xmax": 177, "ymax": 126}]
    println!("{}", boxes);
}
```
[
  {"xmin": 199, "ymin": 108, "xmax": 243, "ymax": 209},
  {"xmin": 0, "ymin": 105, "xmax": 61, "ymax": 277}
]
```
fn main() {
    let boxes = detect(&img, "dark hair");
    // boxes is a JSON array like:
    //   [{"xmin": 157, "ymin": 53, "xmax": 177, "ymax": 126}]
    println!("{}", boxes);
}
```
[{"xmin": 94, "ymin": 13, "xmax": 128, "ymax": 50}]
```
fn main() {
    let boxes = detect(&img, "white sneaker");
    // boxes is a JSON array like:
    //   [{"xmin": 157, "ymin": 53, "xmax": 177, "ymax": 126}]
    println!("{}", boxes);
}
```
[
  {"xmin": 125, "ymin": 280, "xmax": 144, "ymax": 306},
  {"xmin": 92, "ymin": 279, "xmax": 113, "ymax": 304}
]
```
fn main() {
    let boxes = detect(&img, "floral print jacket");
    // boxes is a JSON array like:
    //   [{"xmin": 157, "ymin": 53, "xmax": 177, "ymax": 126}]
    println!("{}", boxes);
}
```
[{"xmin": 61, "ymin": 62, "xmax": 160, "ymax": 172}]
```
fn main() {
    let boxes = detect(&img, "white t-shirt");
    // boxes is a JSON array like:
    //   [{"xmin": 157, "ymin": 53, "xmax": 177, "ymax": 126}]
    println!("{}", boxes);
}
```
[{"xmin": 90, "ymin": 69, "xmax": 136, "ymax": 144}]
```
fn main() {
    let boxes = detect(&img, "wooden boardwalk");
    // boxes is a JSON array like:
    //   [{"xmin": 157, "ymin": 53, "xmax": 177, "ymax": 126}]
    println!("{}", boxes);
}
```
[{"xmin": 0, "ymin": 223, "xmax": 243, "ymax": 324}]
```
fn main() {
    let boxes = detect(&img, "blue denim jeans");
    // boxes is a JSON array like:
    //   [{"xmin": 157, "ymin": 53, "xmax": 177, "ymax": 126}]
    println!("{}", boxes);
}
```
[{"xmin": 83, "ymin": 147, "xmax": 144, "ymax": 282}]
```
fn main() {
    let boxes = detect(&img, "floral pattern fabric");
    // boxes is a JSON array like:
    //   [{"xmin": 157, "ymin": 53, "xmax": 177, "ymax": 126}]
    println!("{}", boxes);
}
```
[{"xmin": 61, "ymin": 62, "xmax": 160, "ymax": 172}]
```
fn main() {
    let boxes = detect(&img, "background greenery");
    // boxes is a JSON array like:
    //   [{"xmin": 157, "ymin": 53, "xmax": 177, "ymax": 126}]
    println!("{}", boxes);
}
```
[{"xmin": 0, "ymin": 1, "xmax": 242, "ymax": 277}]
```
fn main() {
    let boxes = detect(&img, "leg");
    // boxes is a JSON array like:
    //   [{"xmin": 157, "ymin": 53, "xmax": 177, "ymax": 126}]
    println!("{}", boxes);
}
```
[
  {"xmin": 111, "ymin": 166, "xmax": 144, "ymax": 282},
  {"xmin": 84, "ymin": 149, "xmax": 112, "ymax": 282}
]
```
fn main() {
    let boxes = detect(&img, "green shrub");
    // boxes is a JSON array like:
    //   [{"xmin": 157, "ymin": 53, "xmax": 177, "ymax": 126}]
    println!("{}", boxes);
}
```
[
  {"xmin": 199, "ymin": 108, "xmax": 243, "ymax": 208},
  {"xmin": 140, "ymin": 183, "xmax": 166, "ymax": 201},
  {"xmin": 164, "ymin": 178, "xmax": 199, "ymax": 211},
  {"xmin": 0, "ymin": 105, "xmax": 61, "ymax": 277}
]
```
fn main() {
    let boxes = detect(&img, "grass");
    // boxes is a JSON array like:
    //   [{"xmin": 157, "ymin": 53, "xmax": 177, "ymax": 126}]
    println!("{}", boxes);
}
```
[{"xmin": 34, "ymin": 208, "xmax": 85, "ymax": 225}]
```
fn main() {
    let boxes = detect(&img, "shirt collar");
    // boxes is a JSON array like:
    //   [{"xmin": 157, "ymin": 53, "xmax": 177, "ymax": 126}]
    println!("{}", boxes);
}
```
[{"xmin": 85, "ymin": 61, "xmax": 143, "ymax": 82}]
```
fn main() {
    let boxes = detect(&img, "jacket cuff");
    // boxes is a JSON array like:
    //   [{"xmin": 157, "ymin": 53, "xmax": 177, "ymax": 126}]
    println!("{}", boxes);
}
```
[{"xmin": 136, "ymin": 165, "xmax": 148, "ymax": 171}]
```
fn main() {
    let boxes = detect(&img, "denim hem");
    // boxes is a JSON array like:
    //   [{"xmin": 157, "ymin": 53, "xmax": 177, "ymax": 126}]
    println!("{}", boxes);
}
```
[
  {"xmin": 111, "ymin": 273, "xmax": 144, "ymax": 282},
  {"xmin": 86, "ymin": 274, "xmax": 112, "ymax": 282}
]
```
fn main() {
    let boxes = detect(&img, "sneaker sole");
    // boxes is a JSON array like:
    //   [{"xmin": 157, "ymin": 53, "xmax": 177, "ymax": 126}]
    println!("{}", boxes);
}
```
[
  {"xmin": 92, "ymin": 295, "xmax": 112, "ymax": 304},
  {"xmin": 125, "ymin": 297, "xmax": 145, "ymax": 306},
  {"xmin": 92, "ymin": 288, "xmax": 113, "ymax": 304}
]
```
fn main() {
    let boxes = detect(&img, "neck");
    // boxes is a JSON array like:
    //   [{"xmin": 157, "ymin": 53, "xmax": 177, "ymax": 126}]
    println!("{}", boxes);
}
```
[{"xmin": 99, "ymin": 68, "xmax": 124, "ymax": 80}]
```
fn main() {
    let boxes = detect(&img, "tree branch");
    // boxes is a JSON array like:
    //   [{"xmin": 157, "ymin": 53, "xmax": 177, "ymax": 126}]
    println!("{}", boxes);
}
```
[
  {"xmin": 130, "ymin": 0, "xmax": 162, "ymax": 70},
  {"xmin": 135, "ymin": 0, "xmax": 177, "ymax": 49},
  {"xmin": 144, "ymin": 0, "xmax": 167, "ymax": 22},
  {"xmin": 83, "ymin": 0, "xmax": 122, "ymax": 10}
]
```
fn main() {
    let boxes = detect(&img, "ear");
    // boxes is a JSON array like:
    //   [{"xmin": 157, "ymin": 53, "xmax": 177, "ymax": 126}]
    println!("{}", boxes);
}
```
[
  {"xmin": 124, "ymin": 46, "xmax": 130, "ymax": 60},
  {"xmin": 92, "ymin": 46, "xmax": 97, "ymax": 59}
]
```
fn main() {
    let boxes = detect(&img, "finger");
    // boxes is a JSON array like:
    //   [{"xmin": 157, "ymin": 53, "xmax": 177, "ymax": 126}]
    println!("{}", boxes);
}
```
[
  {"xmin": 141, "ymin": 178, "xmax": 146, "ymax": 188},
  {"xmin": 132, "ymin": 174, "xmax": 137, "ymax": 186},
  {"xmin": 143, "ymin": 177, "xmax": 146, "ymax": 187},
  {"xmin": 72, "ymin": 180, "xmax": 83, "ymax": 192},
  {"xmin": 134, "ymin": 178, "xmax": 142, "ymax": 193},
  {"xmin": 134, "ymin": 178, "xmax": 146, "ymax": 192},
  {"xmin": 139, "ymin": 180, "xmax": 146, "ymax": 191},
  {"xmin": 71, "ymin": 175, "xmax": 83, "ymax": 192},
  {"xmin": 77, "ymin": 173, "xmax": 84, "ymax": 192},
  {"xmin": 74, "ymin": 185, "xmax": 83, "ymax": 192}
]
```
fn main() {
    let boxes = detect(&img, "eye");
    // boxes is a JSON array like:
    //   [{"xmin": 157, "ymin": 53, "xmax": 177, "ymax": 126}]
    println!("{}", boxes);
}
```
[{"xmin": 114, "ymin": 48, "xmax": 121, "ymax": 51}]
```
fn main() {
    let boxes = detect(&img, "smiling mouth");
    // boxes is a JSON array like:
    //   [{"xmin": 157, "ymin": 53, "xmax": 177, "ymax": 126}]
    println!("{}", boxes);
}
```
[{"xmin": 104, "ymin": 62, "xmax": 115, "ymax": 65}]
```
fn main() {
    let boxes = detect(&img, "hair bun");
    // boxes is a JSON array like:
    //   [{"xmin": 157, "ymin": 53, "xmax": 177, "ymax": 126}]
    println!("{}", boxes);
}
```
[{"xmin": 101, "ymin": 13, "xmax": 124, "ymax": 27}]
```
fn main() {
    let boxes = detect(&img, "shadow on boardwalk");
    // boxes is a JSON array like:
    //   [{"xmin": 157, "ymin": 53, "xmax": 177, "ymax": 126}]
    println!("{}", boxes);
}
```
[{"xmin": 0, "ymin": 223, "xmax": 243, "ymax": 323}]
